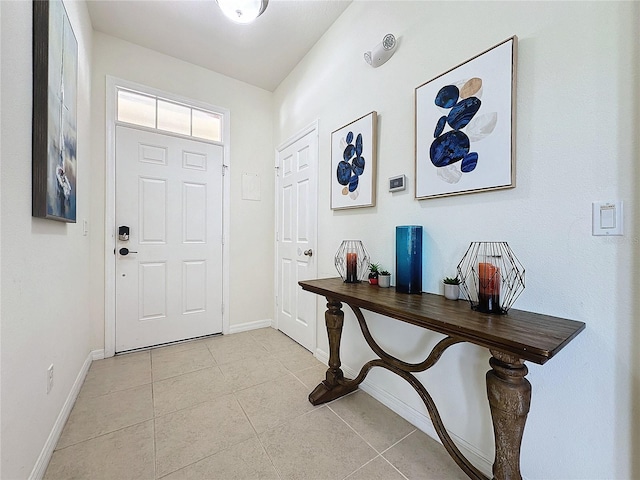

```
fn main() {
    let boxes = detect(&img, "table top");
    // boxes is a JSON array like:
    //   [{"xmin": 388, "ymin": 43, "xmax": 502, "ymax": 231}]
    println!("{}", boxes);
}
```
[{"xmin": 299, "ymin": 278, "xmax": 585, "ymax": 365}]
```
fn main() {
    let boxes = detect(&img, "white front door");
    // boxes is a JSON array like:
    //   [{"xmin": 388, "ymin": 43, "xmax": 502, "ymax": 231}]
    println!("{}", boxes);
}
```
[
  {"xmin": 115, "ymin": 125, "xmax": 223, "ymax": 352},
  {"xmin": 276, "ymin": 125, "xmax": 318, "ymax": 351}
]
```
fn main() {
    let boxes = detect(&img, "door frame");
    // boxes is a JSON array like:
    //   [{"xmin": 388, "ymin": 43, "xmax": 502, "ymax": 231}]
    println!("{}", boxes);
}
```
[
  {"xmin": 274, "ymin": 120, "xmax": 319, "ymax": 351},
  {"xmin": 104, "ymin": 76, "xmax": 231, "ymax": 357}
]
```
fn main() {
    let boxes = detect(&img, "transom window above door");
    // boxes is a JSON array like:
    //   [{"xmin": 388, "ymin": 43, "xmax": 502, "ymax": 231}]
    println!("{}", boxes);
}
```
[{"xmin": 117, "ymin": 88, "xmax": 222, "ymax": 142}]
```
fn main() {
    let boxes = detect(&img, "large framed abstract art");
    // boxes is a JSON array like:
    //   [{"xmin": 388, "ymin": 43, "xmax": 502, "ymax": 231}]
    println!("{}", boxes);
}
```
[
  {"xmin": 415, "ymin": 36, "xmax": 517, "ymax": 200},
  {"xmin": 331, "ymin": 112, "xmax": 377, "ymax": 210},
  {"xmin": 32, "ymin": 0, "xmax": 78, "ymax": 222}
]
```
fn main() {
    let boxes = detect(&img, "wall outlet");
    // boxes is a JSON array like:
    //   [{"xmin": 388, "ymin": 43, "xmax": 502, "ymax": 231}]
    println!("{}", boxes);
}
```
[{"xmin": 47, "ymin": 364, "xmax": 54, "ymax": 394}]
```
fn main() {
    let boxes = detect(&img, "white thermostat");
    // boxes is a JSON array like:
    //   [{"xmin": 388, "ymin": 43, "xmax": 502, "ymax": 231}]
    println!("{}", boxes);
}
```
[{"xmin": 389, "ymin": 174, "xmax": 406, "ymax": 192}]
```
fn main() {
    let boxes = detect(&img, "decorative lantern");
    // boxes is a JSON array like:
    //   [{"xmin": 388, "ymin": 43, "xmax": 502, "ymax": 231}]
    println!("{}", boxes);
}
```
[
  {"xmin": 457, "ymin": 242, "xmax": 525, "ymax": 314},
  {"xmin": 334, "ymin": 240, "xmax": 371, "ymax": 283}
]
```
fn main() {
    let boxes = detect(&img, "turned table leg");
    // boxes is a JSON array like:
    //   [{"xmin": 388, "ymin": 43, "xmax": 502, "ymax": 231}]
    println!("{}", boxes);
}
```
[
  {"xmin": 486, "ymin": 350, "xmax": 531, "ymax": 480},
  {"xmin": 309, "ymin": 297, "xmax": 358, "ymax": 405}
]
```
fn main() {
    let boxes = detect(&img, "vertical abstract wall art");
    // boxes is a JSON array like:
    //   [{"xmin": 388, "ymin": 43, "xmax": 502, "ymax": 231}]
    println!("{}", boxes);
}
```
[
  {"xmin": 331, "ymin": 112, "xmax": 377, "ymax": 210},
  {"xmin": 415, "ymin": 36, "xmax": 517, "ymax": 200},
  {"xmin": 32, "ymin": 0, "xmax": 78, "ymax": 222}
]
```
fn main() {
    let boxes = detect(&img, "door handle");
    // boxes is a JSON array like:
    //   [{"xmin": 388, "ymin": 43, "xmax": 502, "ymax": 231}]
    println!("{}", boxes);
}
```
[
  {"xmin": 119, "ymin": 247, "xmax": 138, "ymax": 256},
  {"xmin": 303, "ymin": 249, "xmax": 313, "ymax": 257}
]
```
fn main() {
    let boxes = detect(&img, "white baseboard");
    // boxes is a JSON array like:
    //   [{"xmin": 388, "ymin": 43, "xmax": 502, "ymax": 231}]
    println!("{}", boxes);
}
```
[
  {"xmin": 228, "ymin": 318, "xmax": 272, "ymax": 334},
  {"xmin": 314, "ymin": 348, "xmax": 493, "ymax": 477},
  {"xmin": 29, "ymin": 349, "xmax": 101, "ymax": 480},
  {"xmin": 91, "ymin": 349, "xmax": 105, "ymax": 361}
]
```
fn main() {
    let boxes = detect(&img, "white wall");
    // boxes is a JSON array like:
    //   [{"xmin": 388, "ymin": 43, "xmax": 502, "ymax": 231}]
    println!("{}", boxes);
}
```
[
  {"xmin": 274, "ymin": 1, "xmax": 639, "ymax": 478},
  {"xmin": 90, "ymin": 32, "xmax": 275, "ymax": 347},
  {"xmin": 1, "ymin": 1, "xmax": 637, "ymax": 477},
  {"xmin": 0, "ymin": 0, "xmax": 94, "ymax": 478},
  {"xmin": 0, "ymin": 2, "xmax": 3, "ymax": 477}
]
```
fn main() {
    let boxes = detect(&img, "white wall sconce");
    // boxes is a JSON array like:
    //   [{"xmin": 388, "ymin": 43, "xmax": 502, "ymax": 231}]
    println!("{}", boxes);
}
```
[
  {"xmin": 216, "ymin": 0, "xmax": 269, "ymax": 24},
  {"xmin": 364, "ymin": 34, "xmax": 397, "ymax": 68}
]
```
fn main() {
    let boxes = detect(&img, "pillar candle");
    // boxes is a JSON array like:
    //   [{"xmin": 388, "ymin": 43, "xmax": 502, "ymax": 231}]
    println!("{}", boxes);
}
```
[
  {"xmin": 346, "ymin": 252, "xmax": 358, "ymax": 283},
  {"xmin": 478, "ymin": 262, "xmax": 500, "ymax": 313}
]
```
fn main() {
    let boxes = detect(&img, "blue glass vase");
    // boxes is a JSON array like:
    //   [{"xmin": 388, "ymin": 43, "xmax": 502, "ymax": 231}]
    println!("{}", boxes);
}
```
[{"xmin": 396, "ymin": 226, "xmax": 422, "ymax": 294}]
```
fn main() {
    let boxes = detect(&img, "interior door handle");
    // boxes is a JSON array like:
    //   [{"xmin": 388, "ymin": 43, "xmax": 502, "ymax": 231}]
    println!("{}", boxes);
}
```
[
  {"xmin": 119, "ymin": 247, "xmax": 138, "ymax": 256},
  {"xmin": 303, "ymin": 249, "xmax": 313, "ymax": 257}
]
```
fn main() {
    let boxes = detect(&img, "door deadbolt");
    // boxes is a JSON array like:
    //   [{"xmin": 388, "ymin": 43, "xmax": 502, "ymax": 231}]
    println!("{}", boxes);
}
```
[{"xmin": 118, "ymin": 226, "xmax": 130, "ymax": 241}]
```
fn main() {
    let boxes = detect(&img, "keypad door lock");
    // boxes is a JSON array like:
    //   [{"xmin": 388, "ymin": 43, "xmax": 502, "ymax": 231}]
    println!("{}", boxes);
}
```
[{"xmin": 118, "ymin": 226, "xmax": 130, "ymax": 241}]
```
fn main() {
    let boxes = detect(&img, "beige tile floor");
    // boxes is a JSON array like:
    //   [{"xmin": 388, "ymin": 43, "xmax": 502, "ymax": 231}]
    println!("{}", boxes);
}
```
[{"xmin": 44, "ymin": 328, "xmax": 467, "ymax": 480}]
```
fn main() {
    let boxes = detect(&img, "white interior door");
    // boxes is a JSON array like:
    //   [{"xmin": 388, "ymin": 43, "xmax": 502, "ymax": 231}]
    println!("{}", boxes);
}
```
[
  {"xmin": 276, "ymin": 125, "xmax": 318, "ymax": 351},
  {"xmin": 115, "ymin": 125, "xmax": 223, "ymax": 352}
]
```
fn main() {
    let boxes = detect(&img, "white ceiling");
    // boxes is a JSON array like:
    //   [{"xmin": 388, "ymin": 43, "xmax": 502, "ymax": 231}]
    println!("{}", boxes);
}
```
[{"xmin": 86, "ymin": 0, "xmax": 352, "ymax": 92}]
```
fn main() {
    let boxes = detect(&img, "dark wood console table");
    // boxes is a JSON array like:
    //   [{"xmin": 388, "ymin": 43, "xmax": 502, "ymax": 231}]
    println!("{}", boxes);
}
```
[{"xmin": 299, "ymin": 278, "xmax": 585, "ymax": 480}]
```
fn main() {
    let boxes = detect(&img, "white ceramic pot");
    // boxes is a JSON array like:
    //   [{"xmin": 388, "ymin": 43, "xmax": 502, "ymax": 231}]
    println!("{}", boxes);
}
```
[
  {"xmin": 444, "ymin": 284, "xmax": 460, "ymax": 300},
  {"xmin": 378, "ymin": 274, "xmax": 391, "ymax": 288}
]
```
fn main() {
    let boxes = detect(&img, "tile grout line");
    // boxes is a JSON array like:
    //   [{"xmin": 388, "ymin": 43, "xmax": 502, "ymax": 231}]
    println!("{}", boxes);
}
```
[
  {"xmin": 326, "ymin": 401, "xmax": 416, "ymax": 480},
  {"xmin": 341, "ymin": 453, "xmax": 411, "ymax": 480},
  {"xmin": 150, "ymin": 344, "xmax": 218, "ymax": 383},
  {"xmin": 288, "ymin": 369, "xmax": 314, "ymax": 390},
  {"xmin": 377, "ymin": 429, "xmax": 417, "ymax": 480},
  {"xmin": 232, "ymin": 390, "xmax": 261, "ymax": 437},
  {"xmin": 152, "ymin": 364, "xmax": 216, "ymax": 384},
  {"xmin": 326, "ymin": 401, "xmax": 385, "ymax": 456},
  {"xmin": 233, "ymin": 391, "xmax": 285, "ymax": 480},
  {"xmin": 78, "ymin": 380, "xmax": 154, "ymax": 401},
  {"xmin": 378, "ymin": 428, "xmax": 417, "ymax": 456},
  {"xmin": 79, "ymin": 352, "xmax": 152, "ymax": 401},
  {"xmin": 234, "ymin": 374, "xmax": 323, "ymax": 438},
  {"xmin": 150, "ymin": 358, "xmax": 158, "ymax": 480},
  {"xmin": 341, "ymin": 455, "xmax": 382, "ymax": 480},
  {"xmin": 48, "ymin": 418, "xmax": 154, "ymax": 453},
  {"xmin": 152, "ymin": 416, "xmax": 158, "ymax": 480},
  {"xmin": 381, "ymin": 455, "xmax": 411, "ymax": 480}
]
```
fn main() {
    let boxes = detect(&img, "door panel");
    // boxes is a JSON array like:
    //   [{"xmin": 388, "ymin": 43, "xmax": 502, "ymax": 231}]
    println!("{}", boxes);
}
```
[
  {"xmin": 140, "ymin": 262, "xmax": 166, "ymax": 320},
  {"xmin": 183, "ymin": 261, "xmax": 206, "ymax": 314},
  {"xmin": 115, "ymin": 126, "xmax": 223, "ymax": 352},
  {"xmin": 139, "ymin": 177, "xmax": 167, "ymax": 243},
  {"xmin": 183, "ymin": 182, "xmax": 207, "ymax": 242},
  {"xmin": 277, "ymin": 127, "xmax": 318, "ymax": 351}
]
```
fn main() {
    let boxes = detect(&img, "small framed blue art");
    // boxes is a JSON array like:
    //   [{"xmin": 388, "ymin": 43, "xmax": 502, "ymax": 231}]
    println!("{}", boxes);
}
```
[
  {"xmin": 415, "ymin": 36, "xmax": 517, "ymax": 200},
  {"xmin": 331, "ymin": 111, "xmax": 377, "ymax": 210}
]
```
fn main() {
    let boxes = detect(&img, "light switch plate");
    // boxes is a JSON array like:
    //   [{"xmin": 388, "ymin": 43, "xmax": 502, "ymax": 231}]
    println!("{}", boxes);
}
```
[{"xmin": 592, "ymin": 201, "xmax": 623, "ymax": 236}]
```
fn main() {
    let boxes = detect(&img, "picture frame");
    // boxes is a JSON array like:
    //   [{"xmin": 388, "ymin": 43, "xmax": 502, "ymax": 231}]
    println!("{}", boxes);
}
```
[
  {"xmin": 415, "ymin": 36, "xmax": 517, "ymax": 200},
  {"xmin": 331, "ymin": 111, "xmax": 377, "ymax": 210},
  {"xmin": 32, "ymin": 0, "xmax": 78, "ymax": 222}
]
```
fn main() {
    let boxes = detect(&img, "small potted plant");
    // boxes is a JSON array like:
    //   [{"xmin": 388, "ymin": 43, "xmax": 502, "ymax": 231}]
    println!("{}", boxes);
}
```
[
  {"xmin": 368, "ymin": 263, "xmax": 381, "ymax": 285},
  {"xmin": 443, "ymin": 276, "xmax": 461, "ymax": 300},
  {"xmin": 378, "ymin": 269, "xmax": 391, "ymax": 288}
]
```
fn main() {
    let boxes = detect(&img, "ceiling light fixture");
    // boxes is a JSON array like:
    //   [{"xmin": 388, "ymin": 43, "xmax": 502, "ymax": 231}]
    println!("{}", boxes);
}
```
[{"xmin": 216, "ymin": 0, "xmax": 269, "ymax": 24}]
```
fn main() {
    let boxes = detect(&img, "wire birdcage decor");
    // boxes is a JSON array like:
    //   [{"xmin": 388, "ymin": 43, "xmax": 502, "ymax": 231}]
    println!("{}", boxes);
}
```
[
  {"xmin": 456, "ymin": 242, "xmax": 525, "ymax": 314},
  {"xmin": 335, "ymin": 240, "xmax": 371, "ymax": 283}
]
